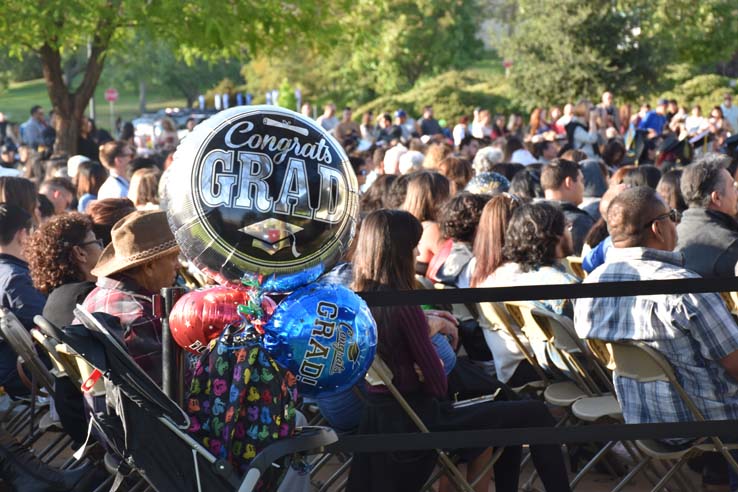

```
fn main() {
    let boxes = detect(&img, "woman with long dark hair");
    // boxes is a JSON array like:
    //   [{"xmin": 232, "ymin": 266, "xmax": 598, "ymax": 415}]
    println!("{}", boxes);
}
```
[
  {"xmin": 348, "ymin": 209, "xmax": 571, "ymax": 492},
  {"xmin": 401, "ymin": 171, "xmax": 450, "ymax": 275},
  {"xmin": 75, "ymin": 160, "xmax": 108, "ymax": 212}
]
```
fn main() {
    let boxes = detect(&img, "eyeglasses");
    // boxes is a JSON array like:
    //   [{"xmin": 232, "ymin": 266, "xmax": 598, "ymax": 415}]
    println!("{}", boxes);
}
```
[
  {"xmin": 77, "ymin": 238, "xmax": 104, "ymax": 248},
  {"xmin": 643, "ymin": 209, "xmax": 681, "ymax": 229}
]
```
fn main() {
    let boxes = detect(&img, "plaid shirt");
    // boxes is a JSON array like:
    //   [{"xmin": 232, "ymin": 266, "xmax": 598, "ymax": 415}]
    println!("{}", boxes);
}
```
[
  {"xmin": 574, "ymin": 247, "xmax": 738, "ymax": 433},
  {"xmin": 79, "ymin": 275, "xmax": 162, "ymax": 385}
]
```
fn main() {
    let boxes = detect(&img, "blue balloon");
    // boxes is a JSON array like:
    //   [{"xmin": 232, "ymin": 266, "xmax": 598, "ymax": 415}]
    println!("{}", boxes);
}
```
[{"xmin": 262, "ymin": 283, "xmax": 377, "ymax": 397}]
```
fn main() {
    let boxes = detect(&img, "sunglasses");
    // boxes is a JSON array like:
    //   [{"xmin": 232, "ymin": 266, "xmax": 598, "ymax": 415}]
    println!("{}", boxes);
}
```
[{"xmin": 643, "ymin": 209, "xmax": 681, "ymax": 229}]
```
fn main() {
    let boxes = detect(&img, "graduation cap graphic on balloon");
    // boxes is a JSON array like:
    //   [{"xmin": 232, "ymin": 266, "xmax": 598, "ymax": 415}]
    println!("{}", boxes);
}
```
[{"xmin": 239, "ymin": 218, "xmax": 303, "ymax": 257}]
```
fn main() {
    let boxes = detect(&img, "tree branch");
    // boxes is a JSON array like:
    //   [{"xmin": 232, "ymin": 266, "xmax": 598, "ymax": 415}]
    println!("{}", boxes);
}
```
[
  {"xmin": 72, "ymin": 3, "xmax": 120, "ymax": 114},
  {"xmin": 39, "ymin": 42, "xmax": 71, "ymax": 117}
]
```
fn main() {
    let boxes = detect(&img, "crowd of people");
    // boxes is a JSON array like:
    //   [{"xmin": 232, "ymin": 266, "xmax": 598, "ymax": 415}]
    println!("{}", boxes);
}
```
[{"xmin": 1, "ymin": 86, "xmax": 738, "ymax": 490}]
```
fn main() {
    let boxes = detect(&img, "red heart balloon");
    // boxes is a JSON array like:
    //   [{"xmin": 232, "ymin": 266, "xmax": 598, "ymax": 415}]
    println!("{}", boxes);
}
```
[{"xmin": 170, "ymin": 286, "xmax": 264, "ymax": 354}]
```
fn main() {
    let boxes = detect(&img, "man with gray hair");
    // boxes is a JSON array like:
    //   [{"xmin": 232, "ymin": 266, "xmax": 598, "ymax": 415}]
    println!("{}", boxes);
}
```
[
  {"xmin": 676, "ymin": 153, "xmax": 738, "ymax": 278},
  {"xmin": 472, "ymin": 146, "xmax": 503, "ymax": 175}
]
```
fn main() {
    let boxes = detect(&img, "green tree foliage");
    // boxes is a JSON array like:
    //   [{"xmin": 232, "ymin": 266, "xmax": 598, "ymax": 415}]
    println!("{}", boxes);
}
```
[
  {"xmin": 241, "ymin": 0, "xmax": 485, "ymax": 108},
  {"xmin": 354, "ymin": 67, "xmax": 522, "ymax": 123},
  {"xmin": 106, "ymin": 35, "xmax": 242, "ymax": 109},
  {"xmin": 277, "ymin": 80, "xmax": 298, "ymax": 111},
  {"xmin": 621, "ymin": 0, "xmax": 738, "ymax": 69},
  {"xmin": 501, "ymin": 0, "xmax": 661, "ymax": 108},
  {"xmin": 662, "ymin": 74, "xmax": 736, "ymax": 112},
  {"xmin": 0, "ymin": 0, "xmax": 335, "ymax": 154}
]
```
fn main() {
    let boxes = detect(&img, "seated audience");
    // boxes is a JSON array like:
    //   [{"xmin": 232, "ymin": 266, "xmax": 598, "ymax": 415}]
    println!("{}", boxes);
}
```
[
  {"xmin": 79, "ymin": 211, "xmax": 179, "ymax": 384},
  {"xmin": 87, "ymin": 198, "xmax": 137, "ymax": 246},
  {"xmin": 677, "ymin": 153, "xmax": 738, "ymax": 278},
  {"xmin": 541, "ymin": 158, "xmax": 594, "ymax": 255},
  {"xmin": 575, "ymin": 186, "xmax": 738, "ymax": 450},
  {"xmin": 579, "ymin": 159, "xmax": 608, "ymax": 221},
  {"xmin": 509, "ymin": 169, "xmax": 543, "ymax": 201},
  {"xmin": 477, "ymin": 202, "xmax": 578, "ymax": 385},
  {"xmin": 430, "ymin": 192, "xmax": 488, "ymax": 286},
  {"xmin": 582, "ymin": 184, "xmax": 629, "ymax": 271},
  {"xmin": 437, "ymin": 156, "xmax": 473, "ymax": 195},
  {"xmin": 347, "ymin": 209, "xmax": 571, "ymax": 492},
  {"xmin": 656, "ymin": 170, "xmax": 687, "ymax": 213},
  {"xmin": 25, "ymin": 212, "xmax": 103, "ymax": 444},
  {"xmin": 75, "ymin": 160, "xmax": 108, "ymax": 212},
  {"xmin": 97, "ymin": 140, "xmax": 134, "ymax": 199},
  {"xmin": 401, "ymin": 171, "xmax": 450, "ymax": 275},
  {"xmin": 0, "ymin": 176, "xmax": 38, "ymax": 223},
  {"xmin": 128, "ymin": 167, "xmax": 161, "ymax": 210},
  {"xmin": 0, "ymin": 204, "xmax": 44, "ymax": 396},
  {"xmin": 39, "ymin": 177, "xmax": 75, "ymax": 214},
  {"xmin": 472, "ymin": 146, "xmax": 503, "ymax": 175}
]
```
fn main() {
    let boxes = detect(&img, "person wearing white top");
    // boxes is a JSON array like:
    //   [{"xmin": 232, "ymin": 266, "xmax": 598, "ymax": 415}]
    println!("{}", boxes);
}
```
[
  {"xmin": 685, "ymin": 105, "xmax": 707, "ymax": 135},
  {"xmin": 721, "ymin": 93, "xmax": 738, "ymax": 134},
  {"xmin": 97, "ymin": 141, "xmax": 133, "ymax": 200},
  {"xmin": 316, "ymin": 103, "xmax": 339, "ymax": 132},
  {"xmin": 510, "ymin": 148, "xmax": 538, "ymax": 165}
]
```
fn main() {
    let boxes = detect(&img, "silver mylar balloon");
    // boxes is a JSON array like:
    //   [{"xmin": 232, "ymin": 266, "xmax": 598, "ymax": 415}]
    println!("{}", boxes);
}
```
[{"xmin": 165, "ymin": 106, "xmax": 359, "ymax": 292}]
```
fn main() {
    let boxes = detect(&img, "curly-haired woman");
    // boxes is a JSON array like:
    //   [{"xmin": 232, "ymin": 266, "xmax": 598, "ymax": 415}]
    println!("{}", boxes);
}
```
[
  {"xmin": 25, "ymin": 212, "xmax": 103, "ymax": 444},
  {"xmin": 477, "ymin": 202, "xmax": 579, "ymax": 384},
  {"xmin": 26, "ymin": 212, "xmax": 102, "ymax": 326}
]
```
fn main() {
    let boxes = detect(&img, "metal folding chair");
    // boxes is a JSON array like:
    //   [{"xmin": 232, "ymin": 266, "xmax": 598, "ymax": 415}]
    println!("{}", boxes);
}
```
[
  {"xmin": 365, "ymin": 355, "xmax": 505, "ymax": 492},
  {"xmin": 563, "ymin": 256, "xmax": 586, "ymax": 279},
  {"xmin": 477, "ymin": 301, "xmax": 549, "ymax": 392},
  {"xmin": 601, "ymin": 340, "xmax": 738, "ymax": 492}
]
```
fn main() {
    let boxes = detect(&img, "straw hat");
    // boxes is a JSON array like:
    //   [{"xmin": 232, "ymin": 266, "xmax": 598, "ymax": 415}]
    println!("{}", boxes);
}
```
[{"xmin": 92, "ymin": 210, "xmax": 179, "ymax": 278}]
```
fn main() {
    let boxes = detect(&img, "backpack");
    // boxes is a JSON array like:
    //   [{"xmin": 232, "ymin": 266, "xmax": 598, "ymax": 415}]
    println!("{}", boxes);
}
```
[{"xmin": 186, "ymin": 326, "xmax": 298, "ymax": 489}]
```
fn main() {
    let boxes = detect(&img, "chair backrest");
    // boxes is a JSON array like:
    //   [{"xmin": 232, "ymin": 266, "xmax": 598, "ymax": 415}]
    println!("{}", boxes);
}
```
[
  {"xmin": 604, "ymin": 340, "xmax": 706, "ymax": 421},
  {"xmin": 721, "ymin": 292, "xmax": 738, "ymax": 315},
  {"xmin": 607, "ymin": 341, "xmax": 672, "ymax": 383},
  {"xmin": 504, "ymin": 301, "xmax": 550, "ymax": 345},
  {"xmin": 364, "ymin": 355, "xmax": 477, "ymax": 492},
  {"xmin": 564, "ymin": 256, "xmax": 586, "ymax": 279},
  {"xmin": 478, "ymin": 301, "xmax": 517, "ymax": 333},
  {"xmin": 30, "ymin": 328, "xmax": 74, "ymax": 380},
  {"xmin": 728, "ymin": 291, "xmax": 738, "ymax": 312},
  {"xmin": 55, "ymin": 343, "xmax": 106, "ymax": 396},
  {"xmin": 0, "ymin": 308, "xmax": 56, "ymax": 393},
  {"xmin": 433, "ymin": 283, "xmax": 476, "ymax": 322},
  {"xmin": 33, "ymin": 315, "xmax": 64, "ymax": 343},
  {"xmin": 530, "ymin": 307, "xmax": 614, "ymax": 394}
]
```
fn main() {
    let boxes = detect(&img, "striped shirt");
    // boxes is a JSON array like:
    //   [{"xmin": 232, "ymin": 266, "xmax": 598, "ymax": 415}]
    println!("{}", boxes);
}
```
[{"xmin": 574, "ymin": 247, "xmax": 738, "ymax": 431}]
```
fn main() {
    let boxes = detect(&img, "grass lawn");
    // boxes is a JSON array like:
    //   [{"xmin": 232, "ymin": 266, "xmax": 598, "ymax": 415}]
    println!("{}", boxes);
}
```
[{"xmin": 1, "ymin": 79, "xmax": 186, "ymax": 130}]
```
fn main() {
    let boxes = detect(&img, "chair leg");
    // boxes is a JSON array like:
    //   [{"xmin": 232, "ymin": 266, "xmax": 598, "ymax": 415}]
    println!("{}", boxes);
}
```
[
  {"xmin": 469, "ymin": 447, "xmax": 503, "ymax": 488},
  {"xmin": 620, "ymin": 441, "xmax": 663, "ymax": 489},
  {"xmin": 611, "ymin": 455, "xmax": 651, "ymax": 492},
  {"xmin": 648, "ymin": 453, "xmax": 690, "ymax": 492},
  {"xmin": 317, "ymin": 457, "xmax": 352, "ymax": 492},
  {"xmin": 569, "ymin": 440, "xmax": 616, "ymax": 490}
]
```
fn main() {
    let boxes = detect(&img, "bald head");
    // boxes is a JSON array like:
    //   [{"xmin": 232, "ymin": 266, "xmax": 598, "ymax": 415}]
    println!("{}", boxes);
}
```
[{"xmin": 607, "ymin": 186, "xmax": 671, "ymax": 248}]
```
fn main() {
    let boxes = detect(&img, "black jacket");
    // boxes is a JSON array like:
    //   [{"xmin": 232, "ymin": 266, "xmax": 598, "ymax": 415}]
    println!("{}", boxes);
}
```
[
  {"xmin": 550, "ymin": 201, "xmax": 595, "ymax": 256},
  {"xmin": 676, "ymin": 208, "xmax": 738, "ymax": 278}
]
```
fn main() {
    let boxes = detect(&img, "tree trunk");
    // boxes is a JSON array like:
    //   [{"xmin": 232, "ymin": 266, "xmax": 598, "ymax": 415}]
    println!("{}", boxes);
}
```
[
  {"xmin": 139, "ymin": 80, "xmax": 147, "ymax": 114},
  {"xmin": 38, "ymin": 12, "xmax": 114, "ymax": 156}
]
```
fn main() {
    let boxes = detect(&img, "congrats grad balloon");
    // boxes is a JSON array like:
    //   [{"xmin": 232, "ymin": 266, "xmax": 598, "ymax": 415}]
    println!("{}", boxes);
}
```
[
  {"xmin": 166, "ymin": 106, "xmax": 359, "ymax": 292},
  {"xmin": 261, "ymin": 283, "xmax": 377, "ymax": 397}
]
